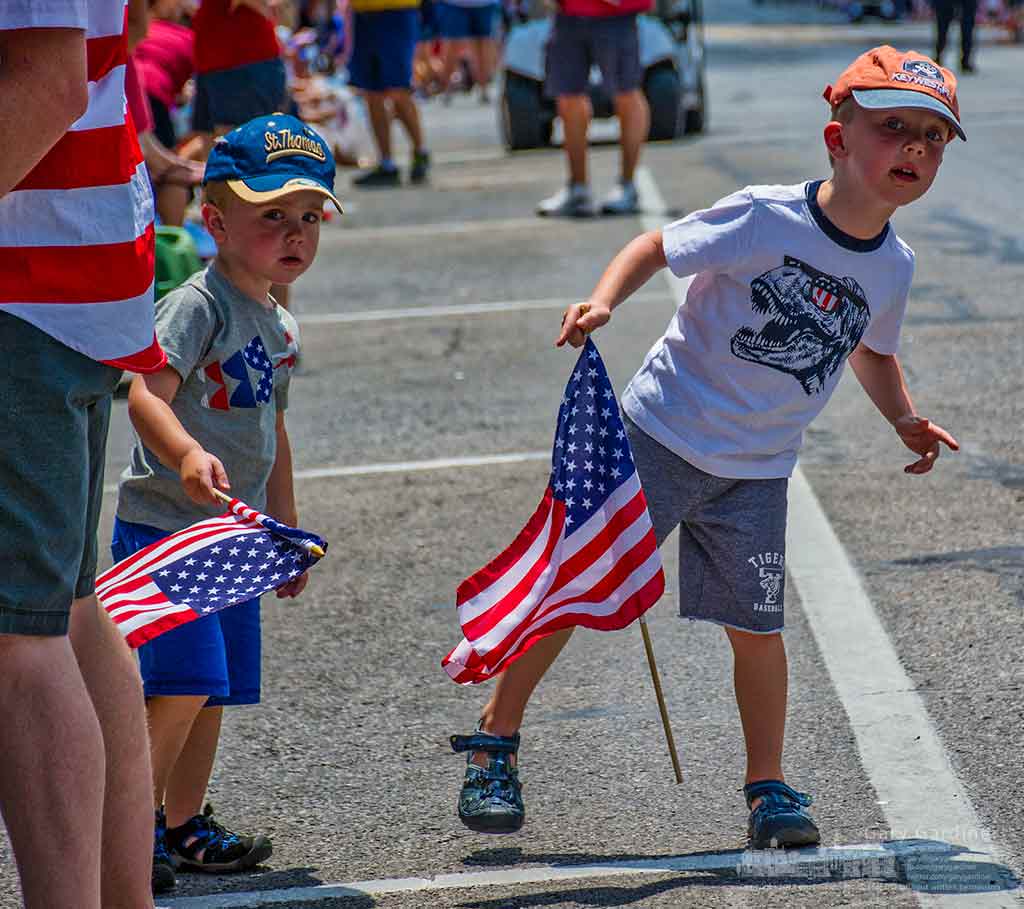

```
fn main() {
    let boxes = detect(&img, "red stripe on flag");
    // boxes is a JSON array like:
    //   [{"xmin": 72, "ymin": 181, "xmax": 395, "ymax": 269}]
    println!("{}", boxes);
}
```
[
  {"xmin": 456, "ymin": 488, "xmax": 556, "ymax": 607},
  {"xmin": 124, "ymin": 609, "xmax": 199, "ymax": 649},
  {"xmin": 0, "ymin": 224, "xmax": 155, "ymax": 304},
  {"xmin": 546, "ymin": 489, "xmax": 649, "ymax": 598},
  {"xmin": 15, "ymin": 126, "xmax": 143, "ymax": 192},
  {"xmin": 460, "ymin": 496, "xmax": 565, "ymax": 641}
]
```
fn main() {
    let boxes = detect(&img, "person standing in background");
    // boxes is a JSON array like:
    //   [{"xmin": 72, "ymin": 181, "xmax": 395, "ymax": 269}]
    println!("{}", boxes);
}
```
[
  {"xmin": 0, "ymin": 2, "xmax": 166, "ymax": 906},
  {"xmin": 536, "ymin": 1, "xmax": 651, "ymax": 218},
  {"xmin": 932, "ymin": 0, "xmax": 978, "ymax": 72},
  {"xmin": 348, "ymin": 0, "xmax": 432, "ymax": 187},
  {"xmin": 435, "ymin": 0, "xmax": 501, "ymax": 103}
]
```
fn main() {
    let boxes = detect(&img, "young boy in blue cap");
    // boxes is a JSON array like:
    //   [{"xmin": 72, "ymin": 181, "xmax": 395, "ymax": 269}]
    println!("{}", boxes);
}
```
[
  {"xmin": 113, "ymin": 114, "xmax": 342, "ymax": 892},
  {"xmin": 452, "ymin": 46, "xmax": 962, "ymax": 849}
]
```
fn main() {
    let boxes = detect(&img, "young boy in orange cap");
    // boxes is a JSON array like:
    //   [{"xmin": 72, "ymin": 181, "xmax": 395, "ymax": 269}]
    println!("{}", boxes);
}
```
[{"xmin": 450, "ymin": 46, "xmax": 963, "ymax": 849}]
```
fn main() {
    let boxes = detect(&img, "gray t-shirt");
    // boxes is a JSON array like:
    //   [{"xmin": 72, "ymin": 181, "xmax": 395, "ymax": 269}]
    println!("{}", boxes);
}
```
[{"xmin": 117, "ymin": 265, "xmax": 300, "ymax": 532}]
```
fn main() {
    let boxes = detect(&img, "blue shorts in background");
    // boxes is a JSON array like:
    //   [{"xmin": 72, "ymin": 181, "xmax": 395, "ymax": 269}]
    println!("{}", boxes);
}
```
[
  {"xmin": 349, "ymin": 9, "xmax": 419, "ymax": 91},
  {"xmin": 436, "ymin": 1, "xmax": 498, "ymax": 40},
  {"xmin": 192, "ymin": 57, "xmax": 288, "ymax": 133},
  {"xmin": 111, "ymin": 517, "xmax": 262, "ymax": 706}
]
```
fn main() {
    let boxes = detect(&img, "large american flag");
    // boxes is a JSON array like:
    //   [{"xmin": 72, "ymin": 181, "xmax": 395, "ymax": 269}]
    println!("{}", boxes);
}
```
[
  {"xmin": 97, "ymin": 498, "xmax": 327, "ymax": 648},
  {"xmin": 442, "ymin": 339, "xmax": 664, "ymax": 684}
]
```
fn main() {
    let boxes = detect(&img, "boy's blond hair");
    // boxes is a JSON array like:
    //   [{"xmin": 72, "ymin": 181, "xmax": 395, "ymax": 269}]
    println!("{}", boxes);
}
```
[{"xmin": 201, "ymin": 180, "xmax": 235, "ymax": 210}]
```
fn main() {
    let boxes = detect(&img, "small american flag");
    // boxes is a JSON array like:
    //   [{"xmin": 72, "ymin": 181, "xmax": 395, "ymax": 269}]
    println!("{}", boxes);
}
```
[
  {"xmin": 442, "ymin": 339, "xmax": 665, "ymax": 684},
  {"xmin": 97, "ymin": 498, "xmax": 327, "ymax": 649}
]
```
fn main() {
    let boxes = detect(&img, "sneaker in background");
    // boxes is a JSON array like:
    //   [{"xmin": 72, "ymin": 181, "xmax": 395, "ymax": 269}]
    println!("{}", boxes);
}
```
[
  {"xmin": 352, "ymin": 164, "xmax": 400, "ymax": 188},
  {"xmin": 410, "ymin": 150, "xmax": 431, "ymax": 184},
  {"xmin": 536, "ymin": 184, "xmax": 595, "ymax": 218},
  {"xmin": 166, "ymin": 803, "xmax": 273, "ymax": 873},
  {"xmin": 600, "ymin": 181, "xmax": 640, "ymax": 216}
]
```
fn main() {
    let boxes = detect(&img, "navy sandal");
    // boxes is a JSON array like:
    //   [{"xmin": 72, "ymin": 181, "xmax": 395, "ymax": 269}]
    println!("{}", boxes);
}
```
[
  {"xmin": 744, "ymin": 779, "xmax": 821, "ymax": 849},
  {"xmin": 451, "ymin": 730, "xmax": 524, "ymax": 834}
]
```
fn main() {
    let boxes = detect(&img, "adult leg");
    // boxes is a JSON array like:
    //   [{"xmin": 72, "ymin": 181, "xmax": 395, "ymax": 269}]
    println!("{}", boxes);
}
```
[
  {"xmin": 724, "ymin": 627, "xmax": 788, "ymax": 793},
  {"xmin": 0, "ymin": 634, "xmax": 105, "ymax": 909},
  {"xmin": 959, "ymin": 0, "xmax": 977, "ymax": 67},
  {"xmin": 389, "ymin": 89, "xmax": 426, "ymax": 153},
  {"xmin": 933, "ymin": 0, "xmax": 955, "ymax": 60},
  {"xmin": 68, "ymin": 595, "xmax": 157, "ymax": 909},
  {"xmin": 364, "ymin": 90, "xmax": 395, "ymax": 161},
  {"xmin": 558, "ymin": 94, "xmax": 592, "ymax": 186},
  {"xmin": 164, "ymin": 705, "xmax": 223, "ymax": 828},
  {"xmin": 440, "ymin": 38, "xmax": 469, "ymax": 92},
  {"xmin": 613, "ymin": 89, "xmax": 649, "ymax": 184}
]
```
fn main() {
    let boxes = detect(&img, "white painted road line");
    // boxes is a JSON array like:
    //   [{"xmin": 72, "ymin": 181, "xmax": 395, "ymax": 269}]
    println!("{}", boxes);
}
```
[
  {"xmin": 295, "ymin": 290, "xmax": 668, "ymax": 327},
  {"xmin": 636, "ymin": 167, "xmax": 1020, "ymax": 906},
  {"xmin": 156, "ymin": 840, "xmax": 965, "ymax": 908},
  {"xmin": 103, "ymin": 452, "xmax": 552, "ymax": 496}
]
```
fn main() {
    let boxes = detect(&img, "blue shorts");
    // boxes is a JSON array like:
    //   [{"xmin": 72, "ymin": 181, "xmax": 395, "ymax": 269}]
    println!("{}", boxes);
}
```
[
  {"xmin": 436, "ymin": 2, "xmax": 498, "ymax": 39},
  {"xmin": 192, "ymin": 57, "xmax": 288, "ymax": 133},
  {"xmin": 349, "ymin": 10, "xmax": 419, "ymax": 92},
  {"xmin": 111, "ymin": 518, "xmax": 262, "ymax": 706}
]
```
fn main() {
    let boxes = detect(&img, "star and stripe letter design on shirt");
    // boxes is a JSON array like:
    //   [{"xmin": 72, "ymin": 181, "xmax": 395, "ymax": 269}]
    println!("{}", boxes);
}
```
[
  {"xmin": 202, "ymin": 334, "xmax": 278, "ymax": 410},
  {"xmin": 442, "ymin": 339, "xmax": 665, "ymax": 685}
]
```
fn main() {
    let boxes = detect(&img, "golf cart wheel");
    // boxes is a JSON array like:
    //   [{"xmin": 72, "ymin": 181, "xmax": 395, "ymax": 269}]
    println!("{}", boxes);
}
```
[
  {"xmin": 502, "ymin": 73, "xmax": 548, "ymax": 150},
  {"xmin": 644, "ymin": 65, "xmax": 682, "ymax": 141}
]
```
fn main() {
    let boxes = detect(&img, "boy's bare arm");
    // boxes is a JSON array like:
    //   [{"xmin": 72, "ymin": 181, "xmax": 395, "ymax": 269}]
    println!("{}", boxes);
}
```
[
  {"xmin": 265, "ymin": 411, "xmax": 297, "ymax": 526},
  {"xmin": 848, "ymin": 344, "xmax": 959, "ymax": 475},
  {"xmin": 266, "ymin": 412, "xmax": 308, "ymax": 598},
  {"xmin": 127, "ymin": 369, "xmax": 229, "ymax": 505},
  {"xmin": 556, "ymin": 230, "xmax": 667, "ymax": 348},
  {"xmin": 0, "ymin": 28, "xmax": 88, "ymax": 199}
]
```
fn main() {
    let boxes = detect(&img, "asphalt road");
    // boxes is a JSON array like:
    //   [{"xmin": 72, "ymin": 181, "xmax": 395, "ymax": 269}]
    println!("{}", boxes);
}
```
[{"xmin": 2, "ymin": 4, "xmax": 1022, "ymax": 907}]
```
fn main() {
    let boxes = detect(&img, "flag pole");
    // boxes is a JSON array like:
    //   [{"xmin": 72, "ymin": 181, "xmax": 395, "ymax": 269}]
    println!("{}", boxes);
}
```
[
  {"xmin": 212, "ymin": 489, "xmax": 326, "ymax": 559},
  {"xmin": 638, "ymin": 616, "xmax": 683, "ymax": 784}
]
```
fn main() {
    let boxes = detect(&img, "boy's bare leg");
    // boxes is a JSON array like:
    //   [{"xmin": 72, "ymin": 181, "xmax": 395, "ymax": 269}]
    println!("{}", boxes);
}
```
[
  {"xmin": 0, "ymin": 633, "xmax": 105, "ymax": 909},
  {"xmin": 725, "ymin": 627, "xmax": 787, "ymax": 805},
  {"xmin": 471, "ymin": 627, "xmax": 575, "ymax": 767},
  {"xmin": 147, "ymin": 694, "xmax": 208, "ymax": 812},
  {"xmin": 557, "ymin": 95, "xmax": 591, "ymax": 185},
  {"xmin": 164, "ymin": 705, "xmax": 223, "ymax": 828},
  {"xmin": 68, "ymin": 595, "xmax": 156, "ymax": 909},
  {"xmin": 613, "ymin": 89, "xmax": 650, "ymax": 183},
  {"xmin": 389, "ymin": 89, "xmax": 425, "ymax": 153}
]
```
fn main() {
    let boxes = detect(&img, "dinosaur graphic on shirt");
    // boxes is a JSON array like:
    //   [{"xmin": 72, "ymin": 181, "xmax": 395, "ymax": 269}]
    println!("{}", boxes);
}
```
[{"xmin": 730, "ymin": 255, "xmax": 871, "ymax": 396}]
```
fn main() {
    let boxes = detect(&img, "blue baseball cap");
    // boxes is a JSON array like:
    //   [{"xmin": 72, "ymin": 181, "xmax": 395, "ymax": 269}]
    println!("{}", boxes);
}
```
[{"xmin": 203, "ymin": 113, "xmax": 343, "ymax": 212}]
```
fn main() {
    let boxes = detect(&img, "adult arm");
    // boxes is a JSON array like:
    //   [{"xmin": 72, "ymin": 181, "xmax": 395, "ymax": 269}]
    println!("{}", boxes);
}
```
[
  {"xmin": 0, "ymin": 28, "xmax": 88, "ymax": 198},
  {"xmin": 848, "ymin": 343, "xmax": 959, "ymax": 474},
  {"xmin": 556, "ymin": 229, "xmax": 667, "ymax": 348},
  {"xmin": 127, "ymin": 369, "xmax": 230, "ymax": 505},
  {"xmin": 126, "ymin": 0, "xmax": 149, "ymax": 50}
]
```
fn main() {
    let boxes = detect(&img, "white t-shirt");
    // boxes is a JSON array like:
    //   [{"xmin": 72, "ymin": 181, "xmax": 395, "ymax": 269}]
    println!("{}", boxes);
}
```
[{"xmin": 621, "ymin": 181, "xmax": 914, "ymax": 479}]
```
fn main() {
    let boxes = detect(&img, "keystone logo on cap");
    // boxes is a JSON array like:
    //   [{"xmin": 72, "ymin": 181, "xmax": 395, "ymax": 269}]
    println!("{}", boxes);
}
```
[
  {"xmin": 823, "ymin": 46, "xmax": 966, "ymax": 141},
  {"xmin": 203, "ymin": 113, "xmax": 344, "ymax": 211}
]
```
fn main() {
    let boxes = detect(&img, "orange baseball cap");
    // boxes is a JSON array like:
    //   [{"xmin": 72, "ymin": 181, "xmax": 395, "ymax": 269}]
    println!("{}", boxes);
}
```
[{"xmin": 824, "ymin": 46, "xmax": 965, "ymax": 141}]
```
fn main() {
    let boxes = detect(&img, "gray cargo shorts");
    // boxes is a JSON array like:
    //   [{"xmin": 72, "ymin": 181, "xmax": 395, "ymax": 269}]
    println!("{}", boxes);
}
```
[
  {"xmin": 544, "ymin": 13, "xmax": 642, "ymax": 99},
  {"xmin": 625, "ymin": 417, "xmax": 789, "ymax": 634},
  {"xmin": 0, "ymin": 312, "xmax": 121, "ymax": 636}
]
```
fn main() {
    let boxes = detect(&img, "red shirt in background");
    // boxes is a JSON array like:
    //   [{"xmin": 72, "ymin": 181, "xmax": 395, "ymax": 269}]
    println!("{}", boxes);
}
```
[
  {"xmin": 559, "ymin": 0, "xmax": 651, "ymax": 16},
  {"xmin": 193, "ymin": 0, "xmax": 280, "ymax": 75},
  {"xmin": 134, "ymin": 19, "xmax": 194, "ymax": 107}
]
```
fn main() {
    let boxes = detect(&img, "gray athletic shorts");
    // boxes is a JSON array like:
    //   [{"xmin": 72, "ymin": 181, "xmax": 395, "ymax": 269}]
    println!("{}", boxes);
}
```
[
  {"xmin": 0, "ymin": 312, "xmax": 121, "ymax": 636},
  {"xmin": 544, "ymin": 13, "xmax": 642, "ymax": 99},
  {"xmin": 625, "ymin": 417, "xmax": 789, "ymax": 634}
]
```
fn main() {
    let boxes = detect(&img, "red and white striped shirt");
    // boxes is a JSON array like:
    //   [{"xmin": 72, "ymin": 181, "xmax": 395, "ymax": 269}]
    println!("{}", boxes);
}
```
[{"xmin": 0, "ymin": 0, "xmax": 165, "ymax": 373}]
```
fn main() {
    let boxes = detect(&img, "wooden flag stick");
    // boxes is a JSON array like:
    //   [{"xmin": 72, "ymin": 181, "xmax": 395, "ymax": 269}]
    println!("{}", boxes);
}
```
[
  {"xmin": 638, "ymin": 615, "xmax": 683, "ymax": 784},
  {"xmin": 212, "ymin": 489, "xmax": 325, "ymax": 559}
]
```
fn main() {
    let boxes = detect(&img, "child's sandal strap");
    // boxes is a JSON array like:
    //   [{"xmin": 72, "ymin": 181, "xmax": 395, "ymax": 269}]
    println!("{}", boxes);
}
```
[
  {"xmin": 450, "ymin": 731, "xmax": 520, "ymax": 755},
  {"xmin": 743, "ymin": 779, "xmax": 813, "ymax": 810}
]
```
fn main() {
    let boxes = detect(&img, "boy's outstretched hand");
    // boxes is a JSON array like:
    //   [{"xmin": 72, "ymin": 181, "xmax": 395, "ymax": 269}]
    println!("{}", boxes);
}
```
[
  {"xmin": 556, "ymin": 301, "xmax": 611, "ymax": 348},
  {"xmin": 894, "ymin": 415, "xmax": 959, "ymax": 475},
  {"xmin": 275, "ymin": 572, "xmax": 308, "ymax": 599},
  {"xmin": 179, "ymin": 447, "xmax": 230, "ymax": 506}
]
